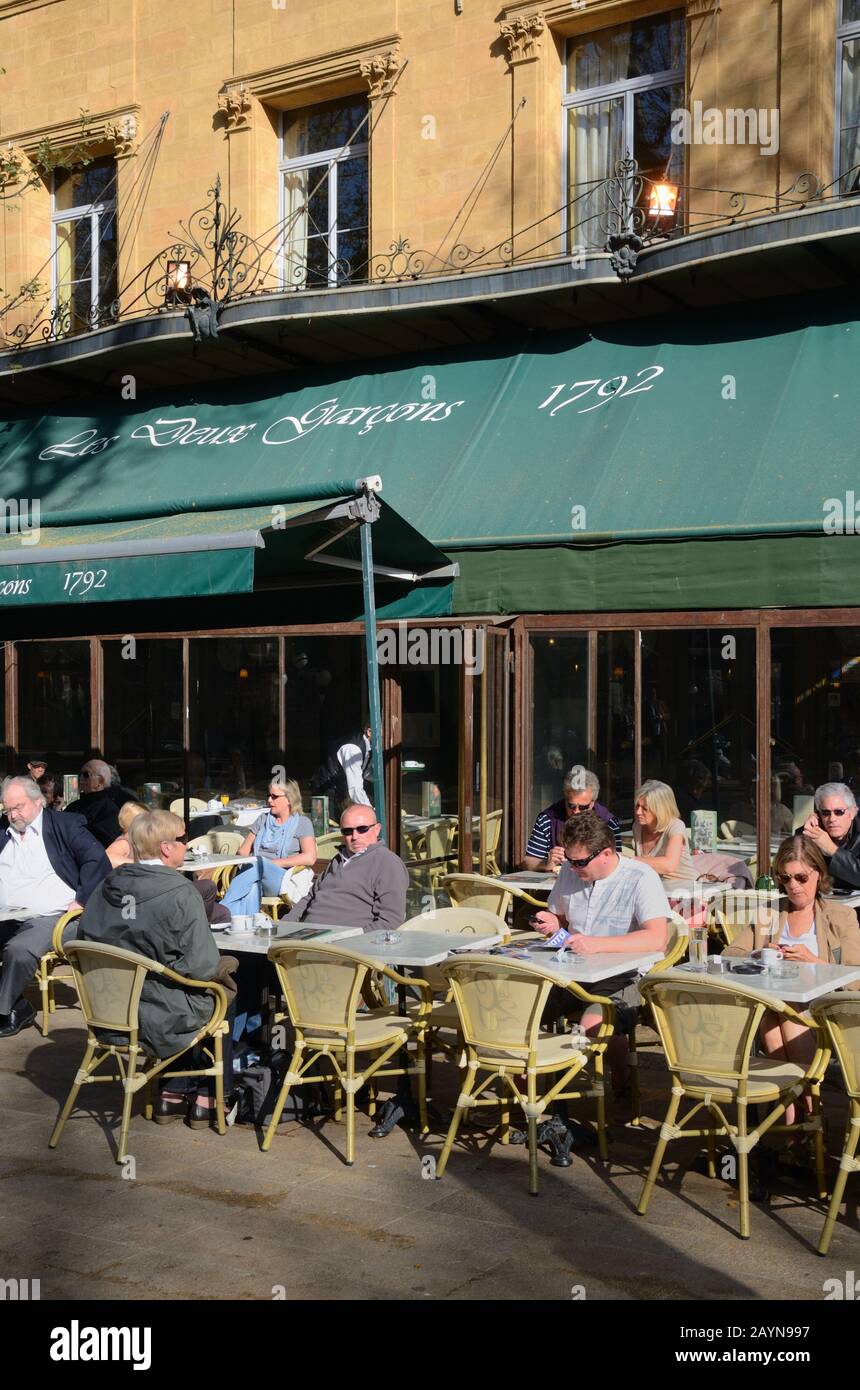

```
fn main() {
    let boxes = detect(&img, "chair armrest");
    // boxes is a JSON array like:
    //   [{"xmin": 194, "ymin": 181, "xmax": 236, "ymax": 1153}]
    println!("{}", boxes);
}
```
[
  {"xmin": 51, "ymin": 906, "xmax": 83, "ymax": 958},
  {"xmin": 156, "ymin": 967, "xmax": 230, "ymax": 1031}
]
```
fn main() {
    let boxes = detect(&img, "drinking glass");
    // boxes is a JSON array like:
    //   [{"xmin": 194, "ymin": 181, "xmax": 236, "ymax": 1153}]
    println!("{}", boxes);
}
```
[{"xmin": 688, "ymin": 925, "xmax": 708, "ymax": 971}]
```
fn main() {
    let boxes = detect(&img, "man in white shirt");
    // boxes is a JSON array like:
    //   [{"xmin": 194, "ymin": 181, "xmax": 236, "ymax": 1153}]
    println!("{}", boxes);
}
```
[
  {"xmin": 336, "ymin": 727, "xmax": 373, "ymax": 807},
  {"xmin": 533, "ymin": 810, "xmax": 669, "ymax": 1101}
]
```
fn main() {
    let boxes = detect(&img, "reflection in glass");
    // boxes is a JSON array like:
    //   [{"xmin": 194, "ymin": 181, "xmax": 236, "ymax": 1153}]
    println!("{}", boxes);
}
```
[
  {"xmin": 399, "ymin": 662, "xmax": 460, "ymax": 915},
  {"xmin": 19, "ymin": 641, "xmax": 90, "ymax": 769},
  {"xmin": 283, "ymin": 637, "xmax": 364, "ymax": 804},
  {"xmin": 189, "ymin": 639, "xmax": 278, "ymax": 801},
  {"xmin": 595, "ymin": 632, "xmax": 635, "ymax": 825},
  {"xmin": 528, "ymin": 634, "xmax": 589, "ymax": 831},
  {"xmin": 840, "ymin": 36, "xmax": 860, "ymax": 192},
  {"xmin": 771, "ymin": 627, "xmax": 860, "ymax": 827},
  {"xmin": 103, "ymin": 641, "xmax": 182, "ymax": 797}
]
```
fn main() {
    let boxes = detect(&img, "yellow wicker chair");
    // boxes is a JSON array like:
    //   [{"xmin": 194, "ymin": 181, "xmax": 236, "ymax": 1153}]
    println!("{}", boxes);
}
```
[
  {"xmin": 169, "ymin": 796, "xmax": 208, "ymax": 815},
  {"xmin": 33, "ymin": 905, "xmax": 82, "ymax": 1037},
  {"xmin": 627, "ymin": 910, "xmax": 689, "ymax": 1124},
  {"xmin": 811, "ymin": 994, "xmax": 860, "ymax": 1256},
  {"xmin": 637, "ymin": 974, "xmax": 830, "ymax": 1239},
  {"xmin": 705, "ymin": 889, "xmax": 782, "ymax": 948},
  {"xmin": 472, "ymin": 808, "xmax": 503, "ymax": 875},
  {"xmin": 210, "ymin": 828, "xmax": 245, "ymax": 854},
  {"xmin": 48, "ymin": 939, "xmax": 230, "ymax": 1163},
  {"xmin": 187, "ymin": 832, "xmax": 216, "ymax": 855},
  {"xmin": 441, "ymin": 871, "xmax": 549, "ymax": 920},
  {"xmin": 313, "ymin": 831, "xmax": 342, "ymax": 868},
  {"xmin": 262, "ymin": 940, "xmax": 432, "ymax": 1166},
  {"xmin": 435, "ymin": 953, "xmax": 614, "ymax": 1194}
]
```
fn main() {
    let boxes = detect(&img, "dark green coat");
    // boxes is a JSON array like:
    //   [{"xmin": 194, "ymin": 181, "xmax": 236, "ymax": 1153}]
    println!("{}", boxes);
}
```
[{"xmin": 78, "ymin": 863, "xmax": 220, "ymax": 1058}]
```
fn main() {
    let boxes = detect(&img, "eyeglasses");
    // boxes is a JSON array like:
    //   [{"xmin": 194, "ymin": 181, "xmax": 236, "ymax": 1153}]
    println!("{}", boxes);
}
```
[
  {"xmin": 342, "ymin": 824, "xmax": 375, "ymax": 836},
  {"xmin": 566, "ymin": 801, "xmax": 594, "ymax": 813},
  {"xmin": 79, "ymin": 770, "xmax": 92, "ymax": 779},
  {"xmin": 819, "ymin": 808, "xmax": 848, "ymax": 818},
  {"xmin": 174, "ymin": 834, "xmax": 188, "ymax": 845},
  {"xmin": 778, "ymin": 871, "xmax": 811, "ymax": 885},
  {"xmin": 565, "ymin": 848, "xmax": 603, "ymax": 869},
  {"xmin": 267, "ymin": 792, "xmax": 287, "ymax": 801}
]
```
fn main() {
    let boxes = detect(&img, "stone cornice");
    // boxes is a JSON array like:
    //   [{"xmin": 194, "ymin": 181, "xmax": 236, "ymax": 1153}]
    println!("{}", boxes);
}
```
[
  {"xmin": 222, "ymin": 34, "xmax": 402, "ymax": 109},
  {"xmin": 217, "ymin": 83, "xmax": 253, "ymax": 133},
  {"xmin": 497, "ymin": 0, "xmax": 706, "ymax": 28},
  {"xmin": 8, "ymin": 105, "xmax": 141, "ymax": 158},
  {"xmin": 499, "ymin": 13, "xmax": 546, "ymax": 65}
]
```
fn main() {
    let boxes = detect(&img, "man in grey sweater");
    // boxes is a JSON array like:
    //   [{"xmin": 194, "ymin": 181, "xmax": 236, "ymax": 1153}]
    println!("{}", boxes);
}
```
[{"xmin": 284, "ymin": 801, "xmax": 408, "ymax": 933}]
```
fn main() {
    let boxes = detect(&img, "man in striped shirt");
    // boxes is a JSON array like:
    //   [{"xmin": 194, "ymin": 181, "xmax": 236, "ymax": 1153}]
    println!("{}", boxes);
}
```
[{"xmin": 522, "ymin": 765, "xmax": 622, "ymax": 870}]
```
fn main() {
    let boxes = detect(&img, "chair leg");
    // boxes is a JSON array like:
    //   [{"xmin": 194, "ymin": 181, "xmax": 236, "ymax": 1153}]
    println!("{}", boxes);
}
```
[
  {"xmin": 213, "ymin": 1034, "xmax": 226, "ymax": 1136},
  {"xmin": 736, "ymin": 1099, "xmax": 750, "ymax": 1240},
  {"xmin": 261, "ymin": 1044, "xmax": 303, "ymax": 1152},
  {"xmin": 637, "ymin": 1089, "xmax": 681, "ymax": 1216},
  {"xmin": 143, "ymin": 1077, "xmax": 154, "ymax": 1122},
  {"xmin": 527, "ymin": 1115, "xmax": 539, "ymax": 1196},
  {"xmin": 117, "ymin": 1051, "xmax": 139, "ymax": 1165},
  {"xmin": 706, "ymin": 1121, "xmax": 717, "ymax": 1179},
  {"xmin": 818, "ymin": 1109, "xmax": 860, "ymax": 1257},
  {"xmin": 416, "ymin": 1035, "xmax": 428, "ymax": 1135},
  {"xmin": 436, "ymin": 1063, "xmax": 477, "ymax": 1179},
  {"xmin": 49, "ymin": 1041, "xmax": 96, "ymax": 1149},
  {"xmin": 628, "ymin": 1026, "xmax": 641, "ymax": 1126},
  {"xmin": 594, "ymin": 1049, "xmax": 608, "ymax": 1163},
  {"xmin": 38, "ymin": 967, "xmax": 51, "ymax": 1038},
  {"xmin": 345, "ymin": 1051, "xmax": 356, "ymax": 1166},
  {"xmin": 810, "ymin": 1082, "xmax": 827, "ymax": 1201}
]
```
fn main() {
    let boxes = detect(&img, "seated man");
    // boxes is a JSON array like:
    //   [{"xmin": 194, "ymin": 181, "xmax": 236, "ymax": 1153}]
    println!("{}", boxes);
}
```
[
  {"xmin": 0, "ymin": 776, "xmax": 110, "ymax": 1038},
  {"xmin": 64, "ymin": 758, "xmax": 135, "ymax": 848},
  {"xmin": 523, "ymin": 765, "xmax": 622, "ymax": 871},
  {"xmin": 803, "ymin": 781, "xmax": 860, "ymax": 892},
  {"xmin": 285, "ymin": 801, "xmax": 407, "ymax": 933},
  {"xmin": 78, "ymin": 810, "xmax": 235, "ymax": 1127},
  {"xmin": 531, "ymin": 810, "xmax": 669, "ymax": 1104}
]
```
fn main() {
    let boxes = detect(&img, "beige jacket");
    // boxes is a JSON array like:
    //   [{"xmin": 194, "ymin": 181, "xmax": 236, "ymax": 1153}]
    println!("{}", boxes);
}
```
[{"xmin": 724, "ymin": 901, "xmax": 860, "ymax": 988}]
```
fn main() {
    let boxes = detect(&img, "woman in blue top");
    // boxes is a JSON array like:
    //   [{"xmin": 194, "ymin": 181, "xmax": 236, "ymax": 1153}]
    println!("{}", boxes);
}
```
[{"xmin": 222, "ymin": 777, "xmax": 317, "ymax": 916}]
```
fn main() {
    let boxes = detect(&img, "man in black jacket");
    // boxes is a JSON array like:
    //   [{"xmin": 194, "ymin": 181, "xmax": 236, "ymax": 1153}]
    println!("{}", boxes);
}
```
[
  {"xmin": 64, "ymin": 758, "xmax": 135, "ymax": 848},
  {"xmin": 0, "ymin": 776, "xmax": 110, "ymax": 1037},
  {"xmin": 312, "ymin": 726, "xmax": 373, "ymax": 809},
  {"xmin": 804, "ymin": 781, "xmax": 860, "ymax": 891}
]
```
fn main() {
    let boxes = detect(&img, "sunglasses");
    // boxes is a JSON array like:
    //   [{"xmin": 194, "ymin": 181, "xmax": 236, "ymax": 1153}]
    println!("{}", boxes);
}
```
[
  {"xmin": 566, "ymin": 802, "xmax": 594, "ymax": 813},
  {"xmin": 174, "ymin": 834, "xmax": 188, "ymax": 845},
  {"xmin": 342, "ymin": 824, "xmax": 375, "ymax": 836},
  {"xmin": 565, "ymin": 848, "xmax": 603, "ymax": 869},
  {"xmin": 267, "ymin": 792, "xmax": 288, "ymax": 801},
  {"xmin": 778, "ymin": 871, "xmax": 811, "ymax": 885},
  {"xmin": 819, "ymin": 808, "xmax": 848, "ymax": 817}
]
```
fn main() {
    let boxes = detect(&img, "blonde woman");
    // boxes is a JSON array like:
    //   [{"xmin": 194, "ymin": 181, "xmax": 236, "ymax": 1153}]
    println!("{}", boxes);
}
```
[
  {"xmin": 105, "ymin": 800, "xmax": 147, "ymax": 868},
  {"xmin": 222, "ymin": 777, "xmax": 316, "ymax": 916},
  {"xmin": 632, "ymin": 779, "xmax": 694, "ymax": 883}
]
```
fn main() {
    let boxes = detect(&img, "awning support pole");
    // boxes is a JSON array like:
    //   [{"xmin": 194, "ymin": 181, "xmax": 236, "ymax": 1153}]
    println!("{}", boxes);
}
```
[{"xmin": 360, "ymin": 516, "xmax": 387, "ymax": 839}]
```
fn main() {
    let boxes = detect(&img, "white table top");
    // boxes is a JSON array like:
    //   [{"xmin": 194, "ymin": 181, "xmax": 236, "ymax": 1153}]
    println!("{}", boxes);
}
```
[
  {"xmin": 216, "ymin": 923, "xmax": 361, "ymax": 954},
  {"xmin": 824, "ymin": 891, "xmax": 860, "ymax": 909},
  {"xmin": 665, "ymin": 960, "xmax": 860, "ymax": 1005},
  {"xmin": 665, "ymin": 881, "xmax": 729, "ymax": 902},
  {"xmin": 499, "ymin": 871, "xmax": 557, "ymax": 892},
  {"xmin": 0, "ymin": 907, "xmax": 26, "ymax": 921},
  {"xmin": 490, "ymin": 940, "xmax": 662, "ymax": 985},
  {"xmin": 338, "ymin": 928, "xmax": 503, "ymax": 967},
  {"xmin": 178, "ymin": 853, "xmax": 246, "ymax": 873}
]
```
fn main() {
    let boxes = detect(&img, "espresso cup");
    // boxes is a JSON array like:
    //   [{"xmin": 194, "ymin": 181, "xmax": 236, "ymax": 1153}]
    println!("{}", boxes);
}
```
[{"xmin": 761, "ymin": 947, "xmax": 782, "ymax": 969}]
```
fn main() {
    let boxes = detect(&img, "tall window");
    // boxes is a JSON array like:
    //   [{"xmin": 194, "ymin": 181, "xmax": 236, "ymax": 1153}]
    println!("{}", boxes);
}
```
[
  {"xmin": 564, "ymin": 11, "xmax": 685, "ymax": 248},
  {"xmin": 52, "ymin": 156, "xmax": 118, "ymax": 333},
  {"xmin": 838, "ymin": 0, "xmax": 860, "ymax": 193},
  {"xmin": 280, "ymin": 97, "xmax": 369, "ymax": 288}
]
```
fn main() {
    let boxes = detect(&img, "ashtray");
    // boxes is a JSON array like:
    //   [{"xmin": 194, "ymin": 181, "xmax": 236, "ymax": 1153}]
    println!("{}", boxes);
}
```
[
  {"xmin": 726, "ymin": 960, "xmax": 765, "ymax": 975},
  {"xmin": 769, "ymin": 961, "xmax": 801, "ymax": 979}
]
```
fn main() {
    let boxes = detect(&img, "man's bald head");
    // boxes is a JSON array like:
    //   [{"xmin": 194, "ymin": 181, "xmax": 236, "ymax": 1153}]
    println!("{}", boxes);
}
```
[{"xmin": 81, "ymin": 758, "xmax": 111, "ymax": 790}]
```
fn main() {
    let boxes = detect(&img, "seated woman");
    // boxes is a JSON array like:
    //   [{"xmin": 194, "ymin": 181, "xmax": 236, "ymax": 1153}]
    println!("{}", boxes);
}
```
[
  {"xmin": 37, "ymin": 769, "xmax": 65, "ymax": 812},
  {"xmin": 222, "ymin": 777, "xmax": 317, "ymax": 917},
  {"xmin": 725, "ymin": 835, "xmax": 860, "ymax": 1125},
  {"xmin": 631, "ymin": 779, "xmax": 695, "ymax": 883},
  {"xmin": 105, "ymin": 799, "xmax": 147, "ymax": 867}
]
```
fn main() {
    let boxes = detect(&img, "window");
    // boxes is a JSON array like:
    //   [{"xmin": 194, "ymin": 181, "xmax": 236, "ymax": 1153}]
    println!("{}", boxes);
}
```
[
  {"xmin": 837, "ymin": 0, "xmax": 860, "ymax": 193},
  {"xmin": 52, "ymin": 156, "xmax": 118, "ymax": 333},
  {"xmin": 564, "ymin": 11, "xmax": 685, "ymax": 248},
  {"xmin": 280, "ymin": 97, "xmax": 369, "ymax": 288}
]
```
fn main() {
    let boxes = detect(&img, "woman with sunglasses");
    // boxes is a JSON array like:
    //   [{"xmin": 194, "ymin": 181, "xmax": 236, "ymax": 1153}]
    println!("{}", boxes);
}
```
[
  {"xmin": 221, "ymin": 777, "xmax": 317, "ymax": 918},
  {"xmin": 803, "ymin": 782, "xmax": 860, "ymax": 893}
]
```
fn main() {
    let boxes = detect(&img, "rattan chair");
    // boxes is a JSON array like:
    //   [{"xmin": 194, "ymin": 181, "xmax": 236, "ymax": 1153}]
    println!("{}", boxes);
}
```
[
  {"xmin": 627, "ymin": 911, "xmax": 689, "ymax": 1124},
  {"xmin": 435, "ymin": 953, "xmax": 614, "ymax": 1194},
  {"xmin": 811, "ymin": 994, "xmax": 860, "ymax": 1255},
  {"xmin": 313, "ymin": 830, "xmax": 342, "ymax": 868},
  {"xmin": 441, "ymin": 871, "xmax": 548, "ymax": 918},
  {"xmin": 48, "ymin": 939, "xmax": 230, "ymax": 1163},
  {"xmin": 705, "ymin": 889, "xmax": 781, "ymax": 948},
  {"xmin": 169, "ymin": 797, "xmax": 207, "ymax": 815},
  {"xmin": 637, "ymin": 974, "xmax": 830, "ymax": 1239},
  {"xmin": 33, "ymin": 905, "xmax": 82, "ymax": 1036},
  {"xmin": 472, "ymin": 809, "xmax": 503, "ymax": 875},
  {"xmin": 187, "ymin": 832, "xmax": 216, "ymax": 855},
  {"xmin": 262, "ymin": 940, "xmax": 432, "ymax": 1165}
]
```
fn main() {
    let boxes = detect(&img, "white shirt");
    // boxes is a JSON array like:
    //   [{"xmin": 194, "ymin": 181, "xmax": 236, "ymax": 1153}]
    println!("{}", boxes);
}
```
[
  {"xmin": 779, "ymin": 918, "xmax": 819, "ymax": 956},
  {"xmin": 547, "ymin": 855, "xmax": 669, "ymax": 937},
  {"xmin": 0, "ymin": 810, "xmax": 76, "ymax": 915},
  {"xmin": 337, "ymin": 739, "xmax": 371, "ymax": 806}
]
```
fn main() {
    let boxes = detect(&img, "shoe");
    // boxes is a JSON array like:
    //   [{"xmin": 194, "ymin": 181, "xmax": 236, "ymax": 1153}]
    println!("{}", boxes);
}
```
[
  {"xmin": 187, "ymin": 1099, "xmax": 218, "ymax": 1130},
  {"xmin": 369, "ymin": 1097, "xmax": 417, "ymax": 1138},
  {"xmin": 0, "ymin": 999, "xmax": 36, "ymax": 1038},
  {"xmin": 153, "ymin": 1093, "xmax": 189, "ymax": 1125}
]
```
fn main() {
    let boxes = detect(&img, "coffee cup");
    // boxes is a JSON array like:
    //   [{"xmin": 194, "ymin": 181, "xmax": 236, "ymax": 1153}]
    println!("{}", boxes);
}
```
[
  {"xmin": 761, "ymin": 947, "xmax": 782, "ymax": 970},
  {"xmin": 232, "ymin": 914, "xmax": 252, "ymax": 933}
]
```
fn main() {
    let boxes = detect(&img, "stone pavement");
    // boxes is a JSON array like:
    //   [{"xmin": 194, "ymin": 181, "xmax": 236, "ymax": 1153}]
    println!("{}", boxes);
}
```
[{"xmin": 0, "ymin": 991, "xmax": 856, "ymax": 1302}]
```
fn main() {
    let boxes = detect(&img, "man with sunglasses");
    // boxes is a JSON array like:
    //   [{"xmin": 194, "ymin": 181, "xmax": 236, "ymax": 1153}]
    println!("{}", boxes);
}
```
[
  {"xmin": 531, "ymin": 810, "xmax": 669, "ymax": 1103},
  {"xmin": 803, "ymin": 781, "xmax": 860, "ymax": 892},
  {"xmin": 522, "ymin": 765, "xmax": 621, "ymax": 872},
  {"xmin": 284, "ymin": 801, "xmax": 408, "ymax": 935}
]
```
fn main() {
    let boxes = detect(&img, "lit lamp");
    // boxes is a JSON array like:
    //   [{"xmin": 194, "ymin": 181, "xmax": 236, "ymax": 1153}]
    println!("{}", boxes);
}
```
[
  {"xmin": 648, "ymin": 181, "xmax": 679, "ymax": 221},
  {"xmin": 165, "ymin": 259, "xmax": 191, "ymax": 305}
]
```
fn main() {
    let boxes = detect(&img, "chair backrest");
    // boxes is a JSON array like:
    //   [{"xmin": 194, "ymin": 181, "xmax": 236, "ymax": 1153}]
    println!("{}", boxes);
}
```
[
  {"xmin": 187, "ymin": 832, "xmax": 216, "ymax": 854},
  {"xmin": 705, "ymin": 890, "xmax": 781, "ymax": 946},
  {"xmin": 641, "ymin": 976, "xmax": 767, "ymax": 1081},
  {"xmin": 315, "ymin": 831, "xmax": 342, "ymax": 864},
  {"xmin": 477, "ymin": 809, "xmax": 502, "ymax": 854},
  {"xmin": 268, "ymin": 942, "xmax": 367, "ymax": 1035},
  {"xmin": 210, "ymin": 828, "xmax": 245, "ymax": 854},
  {"xmin": 812, "ymin": 995, "xmax": 860, "ymax": 1099},
  {"xmin": 441, "ymin": 955, "xmax": 555, "ymax": 1057},
  {"xmin": 649, "ymin": 911, "xmax": 690, "ymax": 973},
  {"xmin": 423, "ymin": 819, "xmax": 458, "ymax": 860},
  {"xmin": 440, "ymin": 874, "xmax": 512, "ymax": 919},
  {"xmin": 63, "ymin": 940, "xmax": 161, "ymax": 1034},
  {"xmin": 169, "ymin": 796, "xmax": 208, "ymax": 815},
  {"xmin": 400, "ymin": 905, "xmax": 505, "ymax": 938}
]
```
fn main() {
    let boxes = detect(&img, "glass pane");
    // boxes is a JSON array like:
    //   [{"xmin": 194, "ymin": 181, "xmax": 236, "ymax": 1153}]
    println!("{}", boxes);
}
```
[
  {"xmin": 841, "ymin": 38, "xmax": 860, "ymax": 192},
  {"xmin": 189, "ymin": 639, "xmax": 279, "ymax": 801},
  {"xmin": 844, "ymin": 0, "xmax": 860, "ymax": 23},
  {"xmin": 96, "ymin": 208, "xmax": 118, "ymax": 319},
  {"xmin": 283, "ymin": 166, "xmax": 329, "ymax": 287},
  {"xmin": 103, "ymin": 640, "xmax": 183, "ymax": 802},
  {"xmin": 283, "ymin": 98, "xmax": 367, "ymax": 159},
  {"xmin": 527, "ymin": 633, "xmax": 589, "ymax": 848},
  {"xmin": 641, "ymin": 630, "xmax": 757, "ymax": 847},
  {"xmin": 567, "ymin": 11, "xmax": 684, "ymax": 92},
  {"xmin": 18, "ymin": 641, "xmax": 91, "ymax": 771},
  {"xmin": 282, "ymin": 636, "xmax": 365, "ymax": 813},
  {"xmin": 55, "ymin": 217, "xmax": 93, "ymax": 332},
  {"xmin": 771, "ymin": 627, "xmax": 860, "ymax": 848},
  {"xmin": 335, "ymin": 156, "xmax": 368, "ymax": 231},
  {"xmin": 54, "ymin": 156, "xmax": 115, "ymax": 211},
  {"xmin": 595, "ymin": 632, "xmax": 635, "ymax": 828},
  {"xmin": 335, "ymin": 227, "xmax": 368, "ymax": 283},
  {"xmin": 397, "ymin": 657, "xmax": 460, "ymax": 916},
  {"xmin": 472, "ymin": 631, "xmax": 507, "ymax": 878},
  {"xmin": 634, "ymin": 82, "xmax": 684, "ymax": 183},
  {"xmin": 567, "ymin": 98, "xmax": 625, "ymax": 249}
]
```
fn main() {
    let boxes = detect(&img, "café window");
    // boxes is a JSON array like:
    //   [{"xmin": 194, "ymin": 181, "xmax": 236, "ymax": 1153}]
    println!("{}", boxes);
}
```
[
  {"xmin": 280, "ymin": 97, "xmax": 369, "ymax": 288},
  {"xmin": 52, "ymin": 156, "xmax": 118, "ymax": 334},
  {"xmin": 838, "ymin": 0, "xmax": 860, "ymax": 193},
  {"xmin": 564, "ymin": 10, "xmax": 685, "ymax": 248}
]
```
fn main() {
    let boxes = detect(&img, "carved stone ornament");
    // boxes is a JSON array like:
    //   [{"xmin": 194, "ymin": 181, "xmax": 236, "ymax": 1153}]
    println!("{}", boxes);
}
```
[
  {"xmin": 360, "ymin": 49, "xmax": 402, "ymax": 98},
  {"xmin": 500, "ymin": 13, "xmax": 546, "ymax": 65},
  {"xmin": 218, "ymin": 84, "xmax": 253, "ymax": 132},
  {"xmin": 105, "ymin": 114, "xmax": 137, "ymax": 157}
]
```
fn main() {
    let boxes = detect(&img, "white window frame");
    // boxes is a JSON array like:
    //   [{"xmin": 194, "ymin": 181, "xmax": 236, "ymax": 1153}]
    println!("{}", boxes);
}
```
[
  {"xmin": 561, "ymin": 19, "xmax": 685, "ymax": 248},
  {"xmin": 835, "ymin": 0, "xmax": 860, "ymax": 192},
  {"xmin": 51, "ymin": 171, "xmax": 116, "ymax": 329},
  {"xmin": 278, "ymin": 113, "xmax": 369, "ymax": 288}
]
